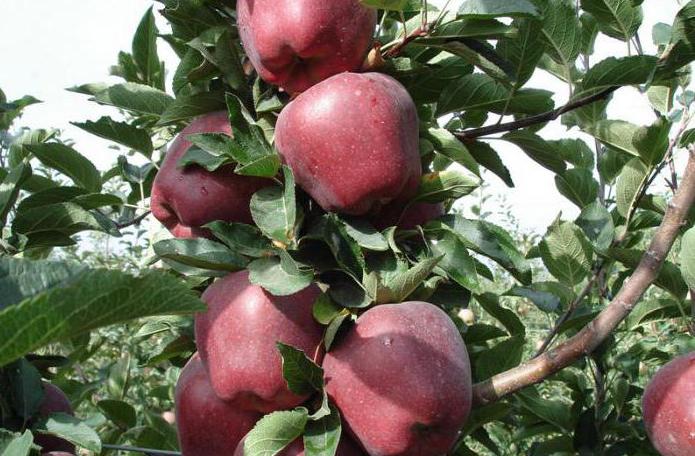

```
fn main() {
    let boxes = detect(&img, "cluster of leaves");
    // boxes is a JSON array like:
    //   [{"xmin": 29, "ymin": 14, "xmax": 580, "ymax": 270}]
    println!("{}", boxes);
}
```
[{"xmin": 2, "ymin": 0, "xmax": 695, "ymax": 454}]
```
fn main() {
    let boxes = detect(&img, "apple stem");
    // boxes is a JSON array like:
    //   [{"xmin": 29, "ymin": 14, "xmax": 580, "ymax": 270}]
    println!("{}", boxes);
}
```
[{"xmin": 472, "ymin": 150, "xmax": 695, "ymax": 407}]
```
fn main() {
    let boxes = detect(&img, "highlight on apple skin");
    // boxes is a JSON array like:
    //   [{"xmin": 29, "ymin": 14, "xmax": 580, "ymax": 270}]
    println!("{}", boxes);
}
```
[
  {"xmin": 150, "ymin": 111, "xmax": 270, "ymax": 239},
  {"xmin": 237, "ymin": 0, "xmax": 377, "ymax": 94},
  {"xmin": 323, "ymin": 301, "xmax": 473, "ymax": 456},
  {"xmin": 276, "ymin": 72, "xmax": 421, "ymax": 216},
  {"xmin": 194, "ymin": 270, "xmax": 323, "ymax": 413},
  {"xmin": 642, "ymin": 351, "xmax": 695, "ymax": 456},
  {"xmin": 175, "ymin": 354, "xmax": 261, "ymax": 456}
]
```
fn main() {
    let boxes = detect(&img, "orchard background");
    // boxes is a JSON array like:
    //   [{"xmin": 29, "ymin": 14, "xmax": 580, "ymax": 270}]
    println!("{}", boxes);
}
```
[{"xmin": 1, "ymin": 0, "xmax": 695, "ymax": 455}]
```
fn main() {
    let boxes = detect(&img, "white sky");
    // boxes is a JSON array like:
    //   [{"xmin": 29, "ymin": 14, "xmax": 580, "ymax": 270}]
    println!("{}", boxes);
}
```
[{"xmin": 0, "ymin": 0, "xmax": 685, "ymax": 233}]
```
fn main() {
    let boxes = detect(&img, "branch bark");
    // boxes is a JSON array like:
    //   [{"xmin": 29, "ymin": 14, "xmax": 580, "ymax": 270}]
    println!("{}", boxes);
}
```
[
  {"xmin": 472, "ymin": 151, "xmax": 695, "ymax": 407},
  {"xmin": 116, "ymin": 210, "xmax": 151, "ymax": 230},
  {"xmin": 455, "ymin": 86, "xmax": 619, "ymax": 141}
]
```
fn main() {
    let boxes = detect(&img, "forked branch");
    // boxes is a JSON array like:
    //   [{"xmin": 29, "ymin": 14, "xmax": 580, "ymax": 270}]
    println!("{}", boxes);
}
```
[{"xmin": 472, "ymin": 151, "xmax": 695, "ymax": 407}]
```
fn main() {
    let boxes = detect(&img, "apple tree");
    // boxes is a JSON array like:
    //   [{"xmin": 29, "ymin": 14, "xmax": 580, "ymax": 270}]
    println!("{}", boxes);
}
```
[{"xmin": 1, "ymin": 0, "xmax": 695, "ymax": 455}]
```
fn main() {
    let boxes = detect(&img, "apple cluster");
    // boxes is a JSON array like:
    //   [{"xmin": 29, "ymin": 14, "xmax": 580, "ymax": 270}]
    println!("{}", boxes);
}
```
[{"xmin": 151, "ymin": 1, "xmax": 473, "ymax": 455}]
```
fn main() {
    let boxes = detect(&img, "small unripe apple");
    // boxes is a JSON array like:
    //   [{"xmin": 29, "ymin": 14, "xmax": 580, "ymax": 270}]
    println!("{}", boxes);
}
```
[
  {"xmin": 276, "ymin": 72, "xmax": 421, "ymax": 215},
  {"xmin": 642, "ymin": 351, "xmax": 695, "ymax": 456},
  {"xmin": 457, "ymin": 308, "xmax": 476, "ymax": 325},
  {"xmin": 237, "ymin": 0, "xmax": 377, "ymax": 94},
  {"xmin": 34, "ymin": 383, "xmax": 74, "ymax": 454},
  {"xmin": 195, "ymin": 270, "xmax": 323, "ymax": 412},
  {"xmin": 151, "ymin": 111, "xmax": 270, "ymax": 238},
  {"xmin": 323, "ymin": 302, "xmax": 472, "ymax": 456},
  {"xmin": 175, "ymin": 355, "xmax": 261, "ymax": 456}
]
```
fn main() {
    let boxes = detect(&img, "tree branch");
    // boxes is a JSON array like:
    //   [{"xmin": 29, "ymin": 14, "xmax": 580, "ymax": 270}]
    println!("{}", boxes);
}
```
[
  {"xmin": 102, "ymin": 444, "xmax": 180, "ymax": 456},
  {"xmin": 472, "ymin": 151, "xmax": 695, "ymax": 407},
  {"xmin": 116, "ymin": 210, "xmax": 151, "ymax": 229},
  {"xmin": 455, "ymin": 86, "xmax": 619, "ymax": 141}
]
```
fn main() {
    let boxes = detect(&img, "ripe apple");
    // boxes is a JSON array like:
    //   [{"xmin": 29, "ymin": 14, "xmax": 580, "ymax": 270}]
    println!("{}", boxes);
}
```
[
  {"xmin": 237, "ymin": 0, "xmax": 377, "ymax": 94},
  {"xmin": 642, "ymin": 351, "xmax": 695, "ymax": 456},
  {"xmin": 175, "ymin": 355, "xmax": 261, "ymax": 456},
  {"xmin": 276, "ymin": 72, "xmax": 421, "ymax": 215},
  {"xmin": 150, "ymin": 111, "xmax": 270, "ymax": 238},
  {"xmin": 371, "ymin": 202, "xmax": 444, "ymax": 230},
  {"xmin": 323, "ymin": 301, "xmax": 472, "ymax": 456},
  {"xmin": 234, "ymin": 434, "xmax": 365, "ymax": 456},
  {"xmin": 34, "ymin": 383, "xmax": 74, "ymax": 454},
  {"xmin": 195, "ymin": 270, "xmax": 323, "ymax": 412}
]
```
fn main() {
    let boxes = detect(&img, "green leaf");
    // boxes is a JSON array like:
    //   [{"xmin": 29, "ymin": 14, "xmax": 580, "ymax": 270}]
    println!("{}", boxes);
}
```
[
  {"xmin": 0, "ymin": 163, "xmax": 32, "ymax": 227},
  {"xmin": 417, "ymin": 39, "xmax": 515, "ymax": 82},
  {"xmin": 72, "ymin": 117, "xmax": 153, "ymax": 158},
  {"xmin": 503, "ymin": 130, "xmax": 567, "ymax": 174},
  {"xmin": 35, "ymin": 413, "xmax": 101, "ymax": 452},
  {"xmin": 277, "ymin": 343, "xmax": 324, "ymax": 396},
  {"xmin": 320, "ymin": 215, "xmax": 366, "ymax": 280},
  {"xmin": 360, "ymin": 0, "xmax": 408, "ymax": 11},
  {"xmin": 158, "ymin": 91, "xmax": 227, "ymax": 126},
  {"xmin": 458, "ymin": 0, "xmax": 540, "ymax": 18},
  {"xmin": 497, "ymin": 18, "xmax": 546, "ymax": 87},
  {"xmin": 97, "ymin": 400, "xmax": 137, "ymax": 429},
  {"xmin": 0, "ymin": 430, "xmax": 33, "ymax": 456},
  {"xmin": 475, "ymin": 293, "xmax": 526, "ymax": 336},
  {"xmin": 248, "ymin": 257, "xmax": 313, "ymax": 296},
  {"xmin": 465, "ymin": 141, "xmax": 514, "ymax": 187},
  {"xmin": 516, "ymin": 389, "xmax": 573, "ymax": 432},
  {"xmin": 376, "ymin": 256, "xmax": 443, "ymax": 304},
  {"xmin": 654, "ymin": 1, "xmax": 695, "ymax": 79},
  {"xmin": 615, "ymin": 157, "xmax": 648, "ymax": 217},
  {"xmin": 537, "ymin": 0, "xmax": 582, "ymax": 69},
  {"xmin": 132, "ymin": 7, "xmax": 163, "ymax": 88},
  {"xmin": 539, "ymin": 221, "xmax": 593, "ymax": 286},
  {"xmin": 580, "ymin": 0, "xmax": 643, "ymax": 42},
  {"xmin": 576, "ymin": 202, "xmax": 615, "ymax": 251},
  {"xmin": 633, "ymin": 117, "xmax": 671, "ymax": 166},
  {"xmin": 555, "ymin": 168, "xmax": 599, "ymax": 209},
  {"xmin": 205, "ymin": 222, "xmax": 275, "ymax": 258},
  {"xmin": 430, "ymin": 231, "xmax": 480, "ymax": 293},
  {"xmin": 92, "ymin": 83, "xmax": 173, "ymax": 116},
  {"xmin": 680, "ymin": 227, "xmax": 695, "ymax": 290},
  {"xmin": 424, "ymin": 128, "xmax": 481, "ymax": 176},
  {"xmin": 607, "ymin": 248, "xmax": 689, "ymax": 299},
  {"xmin": 506, "ymin": 284, "xmax": 564, "ymax": 312},
  {"xmin": 244, "ymin": 409, "xmax": 309, "ymax": 456},
  {"xmin": 342, "ymin": 219, "xmax": 389, "ymax": 252},
  {"xmin": 584, "ymin": 120, "xmax": 640, "ymax": 157},
  {"xmin": 475, "ymin": 335, "xmax": 525, "ymax": 379},
  {"xmin": 579, "ymin": 56, "xmax": 657, "ymax": 96},
  {"xmin": 304, "ymin": 406, "xmax": 341, "ymax": 456},
  {"xmin": 312, "ymin": 293, "xmax": 343, "ymax": 325},
  {"xmin": 13, "ymin": 202, "xmax": 113, "ymax": 242},
  {"xmin": 26, "ymin": 143, "xmax": 101, "ymax": 192},
  {"xmin": 251, "ymin": 167, "xmax": 298, "ymax": 246},
  {"xmin": 324, "ymin": 313, "xmax": 350, "ymax": 351},
  {"xmin": 415, "ymin": 170, "xmax": 480, "ymax": 203},
  {"xmin": 0, "ymin": 269, "xmax": 205, "ymax": 367},
  {"xmin": 154, "ymin": 238, "xmax": 248, "ymax": 275},
  {"xmin": 8, "ymin": 359, "xmax": 44, "ymax": 420}
]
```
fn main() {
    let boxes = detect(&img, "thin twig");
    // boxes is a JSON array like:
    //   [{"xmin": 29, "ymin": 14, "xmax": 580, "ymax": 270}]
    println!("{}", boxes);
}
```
[
  {"xmin": 690, "ymin": 288, "xmax": 695, "ymax": 336},
  {"xmin": 116, "ymin": 211, "xmax": 151, "ymax": 229},
  {"xmin": 455, "ymin": 86, "xmax": 619, "ymax": 141},
  {"xmin": 472, "ymin": 151, "xmax": 695, "ymax": 407},
  {"xmin": 382, "ymin": 24, "xmax": 430, "ymax": 58}
]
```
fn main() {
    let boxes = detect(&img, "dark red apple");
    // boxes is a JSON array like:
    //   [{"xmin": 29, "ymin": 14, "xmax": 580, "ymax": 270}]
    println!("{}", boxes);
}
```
[
  {"xmin": 34, "ymin": 383, "xmax": 74, "ymax": 454},
  {"xmin": 234, "ymin": 433, "xmax": 365, "ymax": 456},
  {"xmin": 323, "ymin": 301, "xmax": 472, "ymax": 456},
  {"xmin": 150, "ymin": 111, "xmax": 270, "ymax": 238},
  {"xmin": 237, "ymin": 0, "xmax": 376, "ymax": 94},
  {"xmin": 642, "ymin": 351, "xmax": 695, "ymax": 456},
  {"xmin": 195, "ymin": 270, "xmax": 323, "ymax": 412},
  {"xmin": 175, "ymin": 355, "xmax": 261, "ymax": 456},
  {"xmin": 371, "ymin": 202, "xmax": 444, "ymax": 230},
  {"xmin": 276, "ymin": 72, "xmax": 421, "ymax": 215}
]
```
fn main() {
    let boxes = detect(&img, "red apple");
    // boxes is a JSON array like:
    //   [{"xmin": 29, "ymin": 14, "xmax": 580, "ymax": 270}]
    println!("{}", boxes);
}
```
[
  {"xmin": 150, "ymin": 111, "xmax": 270, "ymax": 238},
  {"xmin": 371, "ymin": 202, "xmax": 444, "ymax": 230},
  {"xmin": 237, "ymin": 0, "xmax": 376, "ymax": 94},
  {"xmin": 642, "ymin": 351, "xmax": 695, "ymax": 456},
  {"xmin": 195, "ymin": 270, "xmax": 323, "ymax": 412},
  {"xmin": 34, "ymin": 383, "xmax": 74, "ymax": 454},
  {"xmin": 234, "ymin": 433, "xmax": 366, "ymax": 456},
  {"xmin": 276, "ymin": 72, "xmax": 421, "ymax": 215},
  {"xmin": 323, "ymin": 302, "xmax": 472, "ymax": 456},
  {"xmin": 175, "ymin": 355, "xmax": 261, "ymax": 456}
]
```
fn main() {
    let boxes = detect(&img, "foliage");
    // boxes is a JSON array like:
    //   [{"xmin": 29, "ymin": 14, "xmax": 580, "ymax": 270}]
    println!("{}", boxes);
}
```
[{"xmin": 1, "ymin": 0, "xmax": 695, "ymax": 454}]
